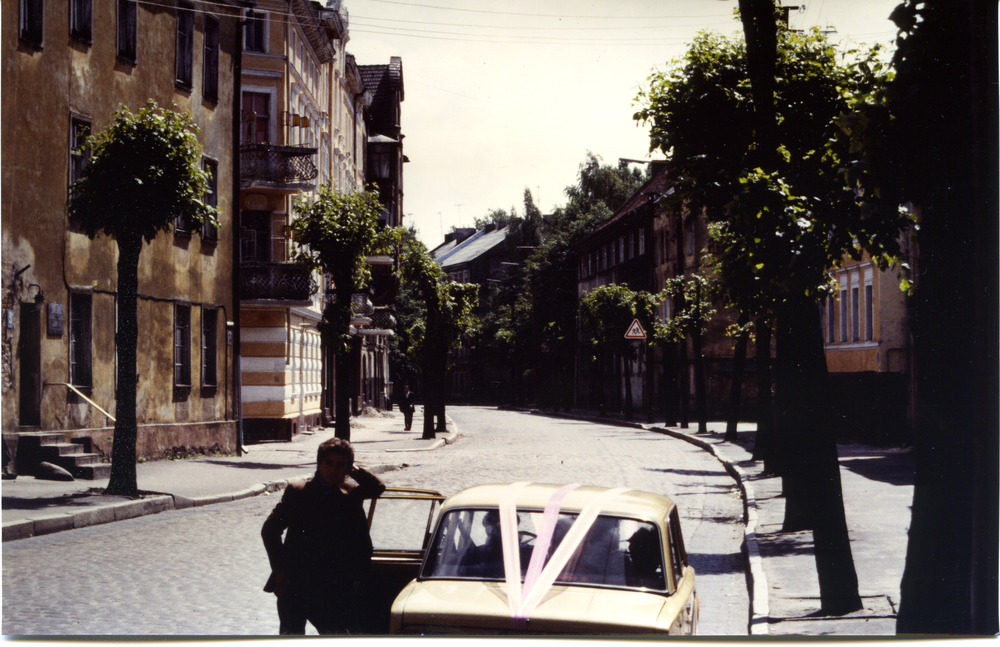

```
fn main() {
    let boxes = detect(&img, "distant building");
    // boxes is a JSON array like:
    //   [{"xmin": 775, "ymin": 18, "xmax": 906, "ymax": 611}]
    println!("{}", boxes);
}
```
[
  {"xmin": 574, "ymin": 166, "xmax": 756, "ymax": 421},
  {"xmin": 2, "ymin": 0, "xmax": 243, "ymax": 472},
  {"xmin": 432, "ymin": 224, "xmax": 510, "ymax": 400},
  {"xmin": 356, "ymin": 57, "xmax": 406, "ymax": 412}
]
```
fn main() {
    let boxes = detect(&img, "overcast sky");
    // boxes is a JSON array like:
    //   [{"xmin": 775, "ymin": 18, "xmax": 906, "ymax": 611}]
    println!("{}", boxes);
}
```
[{"xmin": 344, "ymin": 0, "xmax": 902, "ymax": 248}]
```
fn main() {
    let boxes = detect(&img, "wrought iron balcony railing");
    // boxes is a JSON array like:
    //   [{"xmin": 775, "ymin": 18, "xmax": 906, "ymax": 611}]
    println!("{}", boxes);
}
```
[
  {"xmin": 240, "ymin": 143, "xmax": 318, "ymax": 186},
  {"xmin": 240, "ymin": 261, "xmax": 318, "ymax": 303}
]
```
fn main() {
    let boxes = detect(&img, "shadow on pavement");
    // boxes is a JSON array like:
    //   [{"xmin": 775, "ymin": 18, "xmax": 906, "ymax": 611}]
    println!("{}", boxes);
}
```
[
  {"xmin": 3, "ymin": 490, "xmax": 107, "ymax": 510},
  {"xmin": 839, "ymin": 455, "xmax": 915, "ymax": 486},
  {"xmin": 688, "ymin": 551, "xmax": 746, "ymax": 576},
  {"xmin": 200, "ymin": 459, "xmax": 313, "ymax": 470},
  {"xmin": 757, "ymin": 532, "xmax": 815, "ymax": 557}
]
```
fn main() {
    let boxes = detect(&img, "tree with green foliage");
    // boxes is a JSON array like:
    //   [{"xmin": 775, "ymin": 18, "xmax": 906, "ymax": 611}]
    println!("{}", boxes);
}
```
[
  {"xmin": 513, "ymin": 155, "xmax": 646, "ymax": 407},
  {"xmin": 67, "ymin": 101, "xmax": 217, "ymax": 497},
  {"xmin": 579, "ymin": 284, "xmax": 658, "ymax": 420},
  {"xmin": 398, "ymin": 236, "xmax": 479, "ymax": 438},
  {"xmin": 635, "ymin": 21, "xmax": 911, "ymax": 615},
  {"xmin": 291, "ymin": 186, "xmax": 400, "ymax": 441},
  {"xmin": 656, "ymin": 274, "xmax": 716, "ymax": 433}
]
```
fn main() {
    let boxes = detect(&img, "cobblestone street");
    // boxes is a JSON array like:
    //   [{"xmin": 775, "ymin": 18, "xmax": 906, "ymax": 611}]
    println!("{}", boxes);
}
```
[{"xmin": 3, "ymin": 407, "xmax": 749, "ymax": 635}]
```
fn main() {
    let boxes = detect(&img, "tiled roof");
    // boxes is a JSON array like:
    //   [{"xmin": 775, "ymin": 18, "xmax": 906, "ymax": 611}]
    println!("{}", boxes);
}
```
[{"xmin": 358, "ymin": 57, "xmax": 403, "ymax": 134}]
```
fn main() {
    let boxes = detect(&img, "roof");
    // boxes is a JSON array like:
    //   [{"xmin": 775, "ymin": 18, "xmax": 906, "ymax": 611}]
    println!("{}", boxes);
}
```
[
  {"xmin": 580, "ymin": 166, "xmax": 673, "ymax": 248},
  {"xmin": 435, "ymin": 225, "xmax": 509, "ymax": 270},
  {"xmin": 440, "ymin": 483, "xmax": 675, "ymax": 522},
  {"xmin": 358, "ymin": 57, "xmax": 403, "ymax": 134}
]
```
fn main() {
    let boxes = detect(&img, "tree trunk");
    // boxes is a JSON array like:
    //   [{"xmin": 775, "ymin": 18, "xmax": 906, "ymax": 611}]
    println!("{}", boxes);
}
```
[
  {"xmin": 725, "ymin": 310, "xmax": 750, "ymax": 442},
  {"xmin": 105, "ymin": 236, "xmax": 142, "ymax": 497},
  {"xmin": 332, "ymin": 289, "xmax": 353, "ymax": 441},
  {"xmin": 645, "ymin": 342, "xmax": 654, "ymax": 423},
  {"xmin": 661, "ymin": 343, "xmax": 678, "ymax": 426},
  {"xmin": 693, "ymin": 326, "xmax": 708, "ymax": 434},
  {"xmin": 752, "ymin": 317, "xmax": 775, "ymax": 470},
  {"xmin": 622, "ymin": 352, "xmax": 633, "ymax": 420},
  {"xmin": 776, "ymin": 300, "xmax": 861, "ymax": 614}
]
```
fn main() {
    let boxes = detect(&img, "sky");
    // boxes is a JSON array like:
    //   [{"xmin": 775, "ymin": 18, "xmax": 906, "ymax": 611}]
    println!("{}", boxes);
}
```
[{"xmin": 343, "ymin": 0, "xmax": 903, "ymax": 248}]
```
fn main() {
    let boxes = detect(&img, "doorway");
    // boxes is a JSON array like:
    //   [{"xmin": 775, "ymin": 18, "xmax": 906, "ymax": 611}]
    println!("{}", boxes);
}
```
[{"xmin": 18, "ymin": 303, "xmax": 41, "ymax": 426}]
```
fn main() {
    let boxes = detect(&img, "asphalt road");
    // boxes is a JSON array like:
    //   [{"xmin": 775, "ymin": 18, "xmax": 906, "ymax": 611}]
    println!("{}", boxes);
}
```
[{"xmin": 2, "ymin": 406, "xmax": 749, "ymax": 635}]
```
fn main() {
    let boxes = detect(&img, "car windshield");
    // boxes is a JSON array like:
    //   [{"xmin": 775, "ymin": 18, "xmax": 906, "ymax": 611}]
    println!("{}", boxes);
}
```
[{"xmin": 421, "ymin": 508, "xmax": 666, "ymax": 591}]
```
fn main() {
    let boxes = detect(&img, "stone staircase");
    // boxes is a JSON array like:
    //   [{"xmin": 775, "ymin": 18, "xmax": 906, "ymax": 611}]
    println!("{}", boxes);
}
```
[{"xmin": 14, "ymin": 431, "xmax": 112, "ymax": 480}]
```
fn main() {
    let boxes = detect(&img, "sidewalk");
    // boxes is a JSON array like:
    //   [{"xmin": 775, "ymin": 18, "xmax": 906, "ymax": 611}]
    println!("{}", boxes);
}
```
[
  {"xmin": 529, "ymin": 408, "xmax": 914, "ymax": 636},
  {"xmin": 2, "ymin": 408, "xmax": 454, "ymax": 539}
]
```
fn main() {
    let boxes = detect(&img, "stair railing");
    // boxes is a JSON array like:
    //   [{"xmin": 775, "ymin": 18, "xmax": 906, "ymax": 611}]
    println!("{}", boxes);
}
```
[{"xmin": 44, "ymin": 382, "xmax": 116, "ymax": 423}]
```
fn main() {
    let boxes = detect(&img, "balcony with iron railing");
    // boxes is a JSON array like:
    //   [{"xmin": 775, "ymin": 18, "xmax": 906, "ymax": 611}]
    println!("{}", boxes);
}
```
[
  {"xmin": 240, "ymin": 143, "xmax": 318, "ymax": 190},
  {"xmin": 240, "ymin": 228, "xmax": 317, "ymax": 305}
]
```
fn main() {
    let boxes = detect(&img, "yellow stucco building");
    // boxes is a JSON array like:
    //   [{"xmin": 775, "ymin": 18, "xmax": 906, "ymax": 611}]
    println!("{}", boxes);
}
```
[{"xmin": 2, "ymin": 0, "xmax": 243, "ymax": 473}]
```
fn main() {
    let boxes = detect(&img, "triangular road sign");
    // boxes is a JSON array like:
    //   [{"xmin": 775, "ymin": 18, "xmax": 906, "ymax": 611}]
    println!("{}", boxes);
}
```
[{"xmin": 624, "ymin": 318, "xmax": 646, "ymax": 340}]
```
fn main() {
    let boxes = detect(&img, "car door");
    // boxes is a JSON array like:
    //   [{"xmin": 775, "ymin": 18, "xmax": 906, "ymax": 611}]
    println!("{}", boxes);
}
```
[{"xmin": 359, "ymin": 487, "xmax": 445, "ymax": 634}]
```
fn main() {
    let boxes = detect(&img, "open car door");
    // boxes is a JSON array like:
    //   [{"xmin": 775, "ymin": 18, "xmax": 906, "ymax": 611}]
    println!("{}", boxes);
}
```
[{"xmin": 358, "ymin": 487, "xmax": 445, "ymax": 634}]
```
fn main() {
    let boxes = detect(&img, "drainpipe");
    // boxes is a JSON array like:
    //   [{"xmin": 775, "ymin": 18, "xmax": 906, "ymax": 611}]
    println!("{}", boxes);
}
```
[{"xmin": 233, "ymin": 3, "xmax": 255, "ymax": 455}]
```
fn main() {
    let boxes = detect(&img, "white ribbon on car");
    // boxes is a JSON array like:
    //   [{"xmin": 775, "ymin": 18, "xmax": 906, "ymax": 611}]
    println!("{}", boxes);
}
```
[{"xmin": 498, "ymin": 482, "xmax": 630, "ymax": 625}]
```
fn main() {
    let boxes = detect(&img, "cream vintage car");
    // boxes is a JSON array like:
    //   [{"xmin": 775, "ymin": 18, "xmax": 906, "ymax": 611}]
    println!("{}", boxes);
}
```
[{"xmin": 387, "ymin": 482, "xmax": 699, "ymax": 635}]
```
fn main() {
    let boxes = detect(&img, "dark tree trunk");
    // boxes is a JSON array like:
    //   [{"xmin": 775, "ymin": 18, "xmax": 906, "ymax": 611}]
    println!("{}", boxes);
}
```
[
  {"xmin": 105, "ymin": 236, "xmax": 142, "ymax": 497},
  {"xmin": 645, "ymin": 343, "xmax": 654, "ymax": 423},
  {"xmin": 776, "ymin": 300, "xmax": 861, "ymax": 614},
  {"xmin": 895, "ymin": 1, "xmax": 998, "ymax": 635},
  {"xmin": 738, "ymin": 0, "xmax": 779, "ymax": 168},
  {"xmin": 622, "ymin": 352, "xmax": 633, "ymax": 420},
  {"xmin": 725, "ymin": 310, "xmax": 751, "ymax": 442},
  {"xmin": 752, "ymin": 317, "xmax": 775, "ymax": 470},
  {"xmin": 661, "ymin": 343, "xmax": 678, "ymax": 426},
  {"xmin": 332, "ymin": 288, "xmax": 353, "ymax": 441},
  {"xmin": 693, "ymin": 324, "xmax": 707, "ymax": 434}
]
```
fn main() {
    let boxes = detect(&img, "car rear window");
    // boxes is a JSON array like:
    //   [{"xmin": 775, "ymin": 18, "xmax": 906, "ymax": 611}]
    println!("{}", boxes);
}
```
[{"xmin": 421, "ymin": 508, "xmax": 667, "ymax": 591}]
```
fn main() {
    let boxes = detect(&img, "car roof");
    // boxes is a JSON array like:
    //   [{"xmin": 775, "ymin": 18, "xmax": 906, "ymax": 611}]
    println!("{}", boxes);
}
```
[{"xmin": 440, "ymin": 483, "xmax": 675, "ymax": 522}]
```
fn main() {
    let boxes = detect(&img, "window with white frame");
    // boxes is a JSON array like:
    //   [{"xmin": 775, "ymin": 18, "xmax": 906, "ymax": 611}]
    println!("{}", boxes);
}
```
[
  {"xmin": 244, "ymin": 10, "xmax": 266, "ymax": 53},
  {"xmin": 202, "ymin": 307, "xmax": 217, "ymax": 387},
  {"xmin": 203, "ymin": 15, "xmax": 219, "ymax": 100},
  {"xmin": 174, "ymin": 304, "xmax": 192, "ymax": 386},
  {"xmin": 864, "ymin": 267, "xmax": 874, "ymax": 341},
  {"xmin": 175, "ymin": 3, "xmax": 194, "ymax": 88},
  {"xmin": 839, "ymin": 277, "xmax": 848, "ymax": 343},
  {"xmin": 851, "ymin": 273, "xmax": 860, "ymax": 342},
  {"xmin": 117, "ymin": 0, "xmax": 137, "ymax": 62},
  {"xmin": 70, "ymin": 0, "xmax": 92, "ymax": 42}
]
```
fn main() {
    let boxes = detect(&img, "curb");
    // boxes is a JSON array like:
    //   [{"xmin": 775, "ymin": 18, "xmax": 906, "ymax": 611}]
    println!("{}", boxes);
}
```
[{"xmin": 529, "ymin": 409, "xmax": 769, "ymax": 636}]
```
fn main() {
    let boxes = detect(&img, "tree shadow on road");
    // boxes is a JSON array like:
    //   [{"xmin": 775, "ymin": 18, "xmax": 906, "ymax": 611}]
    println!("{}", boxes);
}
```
[
  {"xmin": 687, "ymin": 551, "xmax": 746, "ymax": 576},
  {"xmin": 839, "ymin": 455, "xmax": 915, "ymax": 487},
  {"xmin": 200, "ymin": 460, "xmax": 313, "ymax": 470}
]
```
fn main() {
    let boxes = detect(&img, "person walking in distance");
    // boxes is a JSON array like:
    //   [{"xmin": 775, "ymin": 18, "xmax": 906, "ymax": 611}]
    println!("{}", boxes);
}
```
[
  {"xmin": 400, "ymin": 385, "xmax": 416, "ymax": 431},
  {"xmin": 261, "ymin": 438, "xmax": 386, "ymax": 634}
]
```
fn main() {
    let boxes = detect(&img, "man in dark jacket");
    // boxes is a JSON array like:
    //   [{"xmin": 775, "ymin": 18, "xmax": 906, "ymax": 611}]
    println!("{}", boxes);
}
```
[
  {"xmin": 400, "ymin": 385, "xmax": 416, "ymax": 431},
  {"xmin": 261, "ymin": 437, "xmax": 386, "ymax": 634}
]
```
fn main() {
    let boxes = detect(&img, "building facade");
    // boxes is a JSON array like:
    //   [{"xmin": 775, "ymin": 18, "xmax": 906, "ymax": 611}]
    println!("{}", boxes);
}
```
[
  {"xmin": 2, "ymin": 0, "xmax": 243, "ymax": 471},
  {"xmin": 237, "ymin": 0, "xmax": 357, "ymax": 442},
  {"xmin": 821, "ymin": 247, "xmax": 916, "ymax": 443}
]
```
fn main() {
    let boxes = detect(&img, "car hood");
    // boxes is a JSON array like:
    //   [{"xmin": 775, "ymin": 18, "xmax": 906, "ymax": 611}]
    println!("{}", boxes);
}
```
[{"xmin": 392, "ymin": 579, "xmax": 678, "ymax": 634}]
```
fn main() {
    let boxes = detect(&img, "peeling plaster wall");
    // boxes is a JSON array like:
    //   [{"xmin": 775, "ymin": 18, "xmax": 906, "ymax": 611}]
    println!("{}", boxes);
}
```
[{"xmin": 2, "ymin": 0, "xmax": 241, "ymax": 458}]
